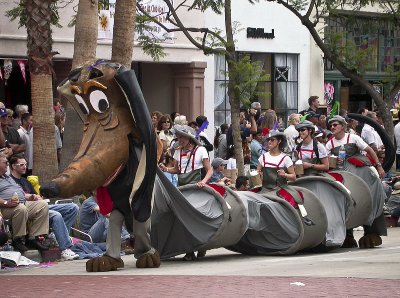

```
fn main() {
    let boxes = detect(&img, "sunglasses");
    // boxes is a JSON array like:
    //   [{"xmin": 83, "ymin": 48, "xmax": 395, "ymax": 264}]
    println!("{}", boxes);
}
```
[
  {"xmin": 298, "ymin": 128, "xmax": 308, "ymax": 132},
  {"xmin": 330, "ymin": 123, "xmax": 340, "ymax": 128},
  {"xmin": 162, "ymin": 121, "xmax": 171, "ymax": 124},
  {"xmin": 16, "ymin": 163, "xmax": 27, "ymax": 167},
  {"xmin": 268, "ymin": 138, "xmax": 278, "ymax": 142}
]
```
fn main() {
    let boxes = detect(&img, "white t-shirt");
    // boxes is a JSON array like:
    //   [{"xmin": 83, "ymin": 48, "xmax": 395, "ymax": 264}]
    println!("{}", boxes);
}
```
[
  {"xmin": 325, "ymin": 133, "xmax": 368, "ymax": 155},
  {"xmin": 226, "ymin": 158, "xmax": 237, "ymax": 170},
  {"xmin": 298, "ymin": 141, "xmax": 328, "ymax": 160},
  {"xmin": 258, "ymin": 152, "xmax": 293, "ymax": 168},
  {"xmin": 173, "ymin": 146, "xmax": 209, "ymax": 174},
  {"xmin": 283, "ymin": 125, "xmax": 299, "ymax": 152},
  {"xmin": 395, "ymin": 122, "xmax": 400, "ymax": 154},
  {"xmin": 361, "ymin": 124, "xmax": 382, "ymax": 148}
]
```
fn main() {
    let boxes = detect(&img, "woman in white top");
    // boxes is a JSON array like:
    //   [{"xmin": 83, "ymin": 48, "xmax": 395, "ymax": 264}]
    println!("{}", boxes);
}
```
[
  {"xmin": 159, "ymin": 125, "xmax": 212, "ymax": 188},
  {"xmin": 256, "ymin": 130, "xmax": 295, "ymax": 190}
]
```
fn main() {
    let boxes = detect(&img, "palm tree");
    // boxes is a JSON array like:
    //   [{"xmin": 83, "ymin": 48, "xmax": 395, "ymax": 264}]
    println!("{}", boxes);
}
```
[
  {"xmin": 25, "ymin": 0, "xmax": 58, "ymax": 183},
  {"xmin": 111, "ymin": 0, "xmax": 136, "ymax": 67},
  {"xmin": 60, "ymin": 0, "xmax": 99, "ymax": 171}
]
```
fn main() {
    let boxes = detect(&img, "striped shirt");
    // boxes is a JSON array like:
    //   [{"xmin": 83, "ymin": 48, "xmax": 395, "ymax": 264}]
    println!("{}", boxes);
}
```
[{"xmin": 0, "ymin": 175, "xmax": 27, "ymax": 203}]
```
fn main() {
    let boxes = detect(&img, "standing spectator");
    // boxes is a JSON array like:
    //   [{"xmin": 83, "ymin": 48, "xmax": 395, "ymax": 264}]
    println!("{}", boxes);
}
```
[
  {"xmin": 151, "ymin": 111, "xmax": 163, "ymax": 134},
  {"xmin": 17, "ymin": 113, "xmax": 33, "ymax": 176},
  {"xmin": 214, "ymin": 124, "xmax": 228, "ymax": 159},
  {"xmin": 361, "ymin": 111, "xmax": 384, "ymax": 153},
  {"xmin": 259, "ymin": 109, "xmax": 277, "ymax": 130},
  {"xmin": 307, "ymin": 96, "xmax": 320, "ymax": 113},
  {"xmin": 12, "ymin": 105, "xmax": 29, "ymax": 130},
  {"xmin": 1, "ymin": 108, "xmax": 26, "ymax": 155},
  {"xmin": 54, "ymin": 111, "xmax": 65, "ymax": 141},
  {"xmin": 284, "ymin": 113, "xmax": 300, "ymax": 153},
  {"xmin": 170, "ymin": 112, "xmax": 180, "ymax": 122},
  {"xmin": 395, "ymin": 112, "xmax": 400, "ymax": 171},
  {"xmin": 195, "ymin": 115, "xmax": 214, "ymax": 152},
  {"xmin": 250, "ymin": 128, "xmax": 264, "ymax": 170},
  {"xmin": 174, "ymin": 115, "xmax": 187, "ymax": 126},
  {"xmin": 157, "ymin": 114, "xmax": 174, "ymax": 155}
]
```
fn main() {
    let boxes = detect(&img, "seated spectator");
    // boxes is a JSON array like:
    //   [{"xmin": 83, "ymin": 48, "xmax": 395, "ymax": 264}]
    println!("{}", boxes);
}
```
[
  {"xmin": 235, "ymin": 176, "xmax": 250, "ymax": 191},
  {"xmin": 80, "ymin": 191, "xmax": 130, "ymax": 243},
  {"xmin": 160, "ymin": 153, "xmax": 178, "ymax": 187},
  {"xmin": 9, "ymin": 156, "xmax": 79, "ymax": 260},
  {"xmin": 0, "ymin": 153, "xmax": 49, "ymax": 252},
  {"xmin": 208, "ymin": 158, "xmax": 231, "ymax": 185}
]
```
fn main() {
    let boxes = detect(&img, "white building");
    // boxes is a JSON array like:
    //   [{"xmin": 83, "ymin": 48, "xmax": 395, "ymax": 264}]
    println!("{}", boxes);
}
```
[{"xmin": 1, "ymin": 1, "xmax": 396, "ymax": 133}]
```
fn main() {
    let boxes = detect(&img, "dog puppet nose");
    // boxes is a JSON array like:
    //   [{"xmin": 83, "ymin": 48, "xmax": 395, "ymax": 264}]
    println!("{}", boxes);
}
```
[{"xmin": 40, "ymin": 181, "xmax": 60, "ymax": 198}]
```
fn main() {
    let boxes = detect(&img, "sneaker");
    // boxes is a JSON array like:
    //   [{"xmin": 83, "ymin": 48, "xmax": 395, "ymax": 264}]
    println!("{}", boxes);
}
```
[
  {"xmin": 12, "ymin": 237, "xmax": 28, "ymax": 253},
  {"xmin": 61, "ymin": 248, "xmax": 79, "ymax": 261}
]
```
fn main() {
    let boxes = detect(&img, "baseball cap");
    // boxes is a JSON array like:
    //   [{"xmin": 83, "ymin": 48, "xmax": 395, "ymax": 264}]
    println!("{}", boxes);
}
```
[
  {"xmin": 212, "ymin": 158, "xmax": 228, "ymax": 168},
  {"xmin": 0, "ymin": 108, "xmax": 8, "ymax": 117}
]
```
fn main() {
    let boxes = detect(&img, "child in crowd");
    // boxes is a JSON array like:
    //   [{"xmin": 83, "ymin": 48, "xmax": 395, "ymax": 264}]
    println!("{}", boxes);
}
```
[{"xmin": 208, "ymin": 158, "xmax": 231, "ymax": 185}]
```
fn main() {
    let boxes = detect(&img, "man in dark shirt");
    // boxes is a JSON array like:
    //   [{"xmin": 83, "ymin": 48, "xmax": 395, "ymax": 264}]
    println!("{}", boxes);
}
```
[{"xmin": 0, "ymin": 108, "xmax": 25, "ymax": 155}]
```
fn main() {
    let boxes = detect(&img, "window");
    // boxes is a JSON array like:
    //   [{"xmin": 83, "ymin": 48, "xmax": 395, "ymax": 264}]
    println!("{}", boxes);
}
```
[
  {"xmin": 213, "ymin": 53, "xmax": 299, "ymax": 127},
  {"xmin": 325, "ymin": 14, "xmax": 400, "ymax": 72}
]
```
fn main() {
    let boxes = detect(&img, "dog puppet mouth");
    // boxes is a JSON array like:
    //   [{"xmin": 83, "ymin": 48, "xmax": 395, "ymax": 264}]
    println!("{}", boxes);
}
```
[{"xmin": 103, "ymin": 163, "xmax": 125, "ymax": 187}]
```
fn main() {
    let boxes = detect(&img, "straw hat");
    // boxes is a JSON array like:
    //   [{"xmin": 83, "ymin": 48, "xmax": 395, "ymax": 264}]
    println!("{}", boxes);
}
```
[{"xmin": 173, "ymin": 124, "xmax": 201, "ymax": 145}]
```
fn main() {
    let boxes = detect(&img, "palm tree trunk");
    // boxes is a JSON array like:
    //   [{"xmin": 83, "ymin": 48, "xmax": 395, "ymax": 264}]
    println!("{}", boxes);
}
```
[
  {"xmin": 60, "ymin": 0, "xmax": 98, "ymax": 171},
  {"xmin": 111, "ymin": 0, "xmax": 136, "ymax": 67},
  {"xmin": 25, "ymin": 0, "xmax": 58, "ymax": 183},
  {"xmin": 31, "ymin": 74, "xmax": 58, "ymax": 182}
]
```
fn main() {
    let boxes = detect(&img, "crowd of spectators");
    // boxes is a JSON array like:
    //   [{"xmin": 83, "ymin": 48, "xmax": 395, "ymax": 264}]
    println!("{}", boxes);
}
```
[{"xmin": 0, "ymin": 95, "xmax": 399, "ymax": 263}]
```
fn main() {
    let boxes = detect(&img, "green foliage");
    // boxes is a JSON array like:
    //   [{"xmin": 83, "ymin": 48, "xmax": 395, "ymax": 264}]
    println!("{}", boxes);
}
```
[
  {"xmin": 229, "ymin": 55, "xmax": 270, "ymax": 107},
  {"xmin": 5, "ymin": 1, "xmax": 62, "ymax": 29},
  {"xmin": 137, "ymin": 35, "xmax": 167, "ymax": 61},
  {"xmin": 189, "ymin": 0, "xmax": 224, "ymax": 13}
]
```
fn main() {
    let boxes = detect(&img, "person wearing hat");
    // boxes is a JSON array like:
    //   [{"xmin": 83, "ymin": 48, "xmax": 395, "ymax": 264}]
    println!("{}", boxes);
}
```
[
  {"xmin": 326, "ymin": 115, "xmax": 387, "ymax": 248},
  {"xmin": 159, "ymin": 124, "xmax": 213, "ymax": 188},
  {"xmin": 256, "ymin": 130, "xmax": 296, "ymax": 189},
  {"xmin": 295, "ymin": 120, "xmax": 329, "ymax": 175},
  {"xmin": 0, "ymin": 108, "xmax": 25, "ymax": 155},
  {"xmin": 208, "ymin": 157, "xmax": 231, "ymax": 185}
]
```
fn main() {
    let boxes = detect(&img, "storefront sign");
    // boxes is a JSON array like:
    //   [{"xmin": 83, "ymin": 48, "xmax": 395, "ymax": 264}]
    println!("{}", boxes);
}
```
[
  {"xmin": 98, "ymin": 0, "xmax": 174, "ymax": 43},
  {"xmin": 247, "ymin": 28, "xmax": 275, "ymax": 39}
]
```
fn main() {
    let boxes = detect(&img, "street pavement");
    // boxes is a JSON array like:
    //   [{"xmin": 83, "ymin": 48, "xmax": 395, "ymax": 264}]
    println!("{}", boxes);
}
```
[{"xmin": 1, "ymin": 229, "xmax": 400, "ymax": 297}]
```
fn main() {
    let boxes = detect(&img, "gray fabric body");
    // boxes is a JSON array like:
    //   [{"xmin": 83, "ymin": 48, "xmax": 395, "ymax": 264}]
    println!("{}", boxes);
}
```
[
  {"xmin": 290, "ymin": 177, "xmax": 351, "ymax": 247},
  {"xmin": 227, "ymin": 187, "xmax": 327, "ymax": 255},
  {"xmin": 151, "ymin": 169, "xmax": 247, "ymax": 259}
]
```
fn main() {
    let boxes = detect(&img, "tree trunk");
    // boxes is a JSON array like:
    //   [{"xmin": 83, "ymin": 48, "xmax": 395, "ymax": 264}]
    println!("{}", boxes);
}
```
[
  {"xmin": 31, "ymin": 74, "xmax": 58, "ymax": 182},
  {"xmin": 60, "ymin": 0, "xmax": 99, "ymax": 172},
  {"xmin": 224, "ymin": 0, "xmax": 245, "ymax": 176},
  {"xmin": 25, "ymin": 0, "xmax": 58, "ymax": 183},
  {"xmin": 111, "ymin": 0, "xmax": 136, "ymax": 67}
]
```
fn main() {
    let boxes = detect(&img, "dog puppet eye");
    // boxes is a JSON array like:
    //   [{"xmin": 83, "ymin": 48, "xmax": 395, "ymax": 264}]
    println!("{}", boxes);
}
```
[
  {"xmin": 75, "ymin": 94, "xmax": 89, "ymax": 115},
  {"xmin": 89, "ymin": 90, "xmax": 109, "ymax": 113}
]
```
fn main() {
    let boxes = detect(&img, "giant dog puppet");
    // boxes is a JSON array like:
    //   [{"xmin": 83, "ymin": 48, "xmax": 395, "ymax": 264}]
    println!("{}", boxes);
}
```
[{"xmin": 41, "ymin": 62, "xmax": 162, "ymax": 271}]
